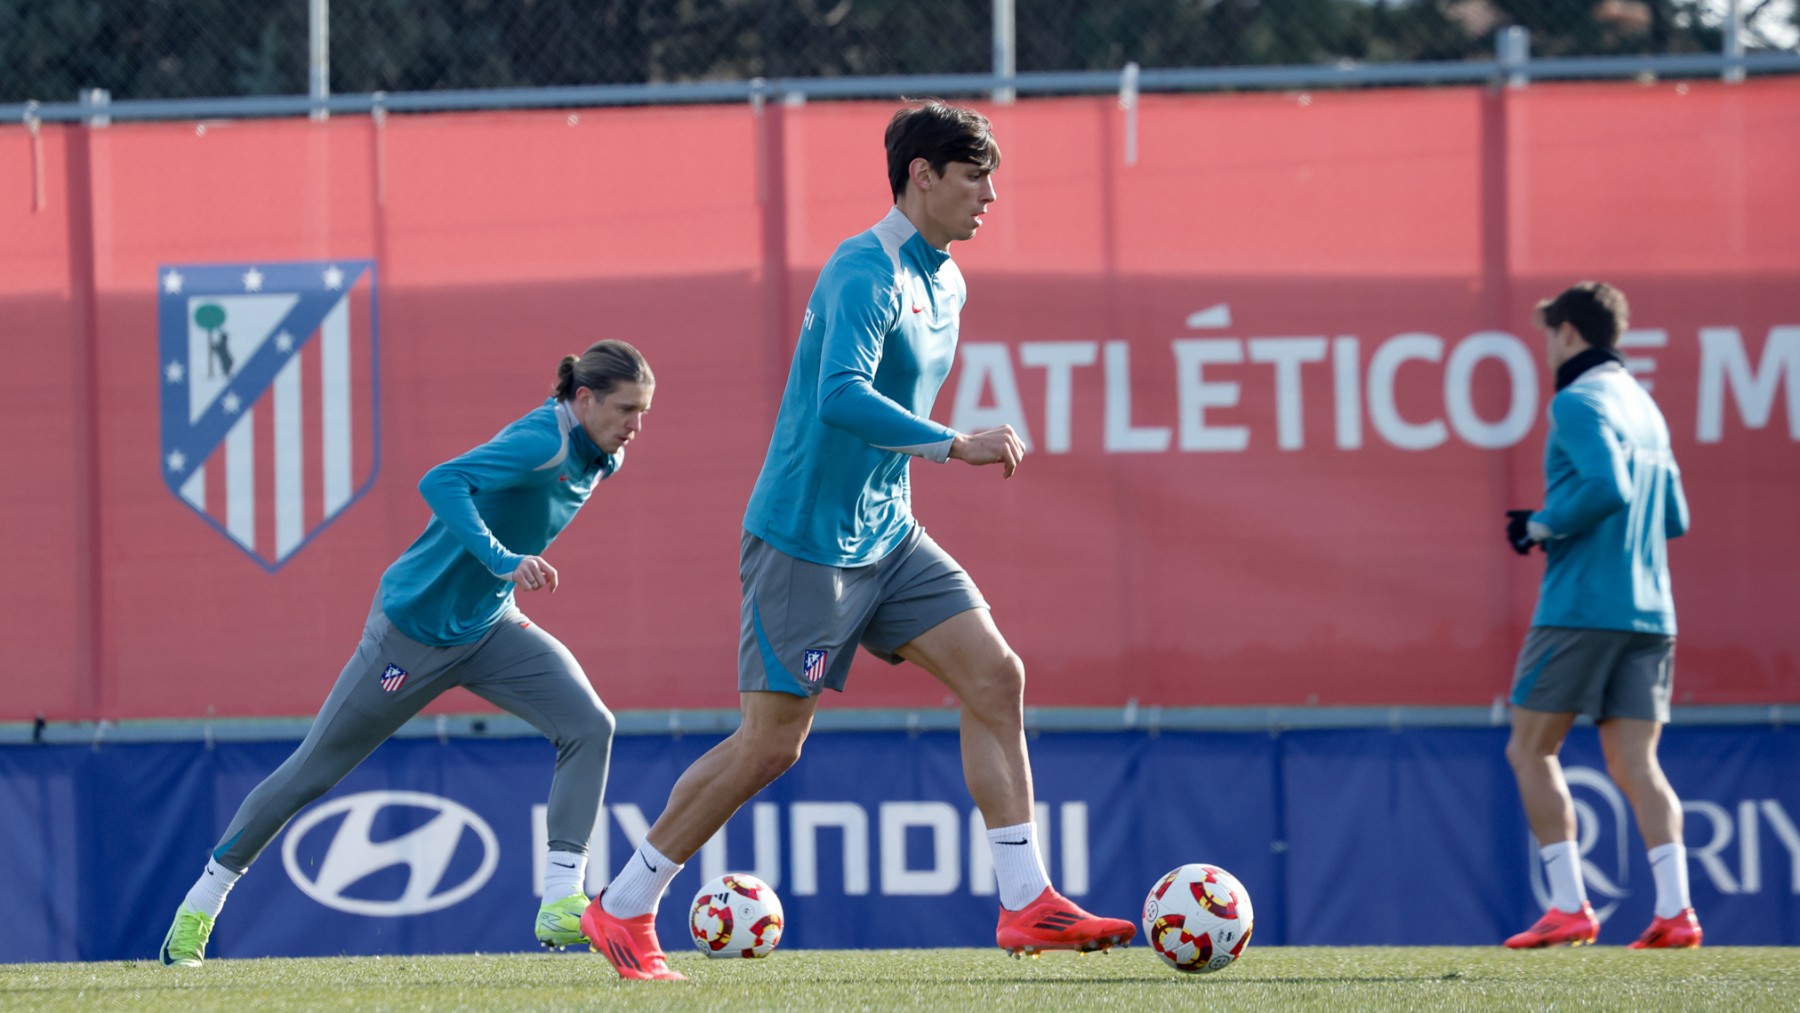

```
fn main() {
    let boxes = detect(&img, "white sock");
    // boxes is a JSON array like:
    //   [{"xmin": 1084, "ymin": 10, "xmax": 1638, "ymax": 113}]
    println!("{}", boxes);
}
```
[
  {"xmin": 987, "ymin": 821, "xmax": 1052, "ymax": 911},
  {"xmin": 184, "ymin": 858, "xmax": 243, "ymax": 919},
  {"xmin": 542, "ymin": 849, "xmax": 587, "ymax": 901},
  {"xmin": 601, "ymin": 841, "xmax": 683, "ymax": 919},
  {"xmin": 1648, "ymin": 843, "xmax": 1691, "ymax": 919},
  {"xmin": 1540, "ymin": 840, "xmax": 1588, "ymax": 913}
]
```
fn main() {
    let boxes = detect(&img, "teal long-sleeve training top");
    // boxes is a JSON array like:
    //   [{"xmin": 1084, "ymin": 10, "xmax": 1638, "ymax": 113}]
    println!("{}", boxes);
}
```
[
  {"xmin": 744, "ymin": 207, "xmax": 965, "ymax": 568},
  {"xmin": 379, "ymin": 398, "xmax": 620, "ymax": 644},
  {"xmin": 1529, "ymin": 361, "xmax": 1689, "ymax": 634}
]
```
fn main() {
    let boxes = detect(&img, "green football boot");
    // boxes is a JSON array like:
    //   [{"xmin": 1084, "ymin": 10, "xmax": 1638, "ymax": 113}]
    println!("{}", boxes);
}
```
[
  {"xmin": 159, "ymin": 903, "xmax": 215, "ymax": 967},
  {"xmin": 535, "ymin": 893, "xmax": 591, "ymax": 950}
]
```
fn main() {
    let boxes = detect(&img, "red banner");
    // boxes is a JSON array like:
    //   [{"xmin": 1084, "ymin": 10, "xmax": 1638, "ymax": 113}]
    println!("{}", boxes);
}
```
[{"xmin": 2, "ymin": 82, "xmax": 1795, "ymax": 720}]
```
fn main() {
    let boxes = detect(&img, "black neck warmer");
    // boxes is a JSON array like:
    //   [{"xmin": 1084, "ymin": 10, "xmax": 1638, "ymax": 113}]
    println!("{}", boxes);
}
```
[{"xmin": 1555, "ymin": 346, "xmax": 1626, "ymax": 391}]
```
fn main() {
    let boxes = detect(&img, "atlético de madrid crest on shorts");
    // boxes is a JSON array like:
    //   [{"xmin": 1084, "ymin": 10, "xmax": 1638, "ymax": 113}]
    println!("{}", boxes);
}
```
[
  {"xmin": 802, "ymin": 649, "xmax": 828, "ymax": 684},
  {"xmin": 158, "ymin": 260, "xmax": 380, "ymax": 571}
]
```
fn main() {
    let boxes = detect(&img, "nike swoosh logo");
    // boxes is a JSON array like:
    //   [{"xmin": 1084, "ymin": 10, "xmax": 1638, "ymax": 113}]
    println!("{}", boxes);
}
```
[
  {"xmin": 996, "ymin": 839, "xmax": 1029, "ymax": 846},
  {"xmin": 640, "ymin": 853, "xmax": 659, "ymax": 873},
  {"xmin": 551, "ymin": 861, "xmax": 577, "ymax": 869},
  {"xmin": 911, "ymin": 305, "xmax": 924, "ymax": 313}
]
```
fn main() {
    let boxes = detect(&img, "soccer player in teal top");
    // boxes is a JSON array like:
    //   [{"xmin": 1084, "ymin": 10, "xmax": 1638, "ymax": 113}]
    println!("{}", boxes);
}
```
[
  {"xmin": 1500, "ymin": 283, "xmax": 1701, "ymax": 950},
  {"xmin": 159, "ymin": 340, "xmax": 654, "ymax": 966},
  {"xmin": 582, "ymin": 101, "xmax": 1135, "ymax": 981}
]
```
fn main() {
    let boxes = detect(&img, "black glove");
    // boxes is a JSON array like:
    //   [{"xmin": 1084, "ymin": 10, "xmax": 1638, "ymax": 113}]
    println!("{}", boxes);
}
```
[{"xmin": 1505, "ymin": 510, "xmax": 1539, "ymax": 556}]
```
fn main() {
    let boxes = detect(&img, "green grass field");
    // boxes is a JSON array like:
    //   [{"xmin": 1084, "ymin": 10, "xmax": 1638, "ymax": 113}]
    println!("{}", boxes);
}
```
[{"xmin": 4, "ymin": 946, "xmax": 1798, "ymax": 1012}]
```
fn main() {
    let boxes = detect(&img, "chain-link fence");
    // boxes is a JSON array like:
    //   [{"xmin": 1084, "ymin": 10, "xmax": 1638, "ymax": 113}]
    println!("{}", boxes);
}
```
[{"xmin": 2, "ymin": 0, "xmax": 1797, "ymax": 104}]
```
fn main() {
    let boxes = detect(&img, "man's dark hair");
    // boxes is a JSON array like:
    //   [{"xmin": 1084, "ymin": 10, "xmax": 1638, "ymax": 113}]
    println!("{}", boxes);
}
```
[
  {"xmin": 1535, "ymin": 282, "xmax": 1629, "ymax": 348},
  {"xmin": 885, "ymin": 100, "xmax": 1001, "ymax": 199}
]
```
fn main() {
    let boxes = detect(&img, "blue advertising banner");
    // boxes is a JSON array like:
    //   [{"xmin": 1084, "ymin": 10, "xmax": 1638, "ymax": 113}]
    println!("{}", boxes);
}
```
[{"xmin": 1, "ymin": 725, "xmax": 1794, "ymax": 962}]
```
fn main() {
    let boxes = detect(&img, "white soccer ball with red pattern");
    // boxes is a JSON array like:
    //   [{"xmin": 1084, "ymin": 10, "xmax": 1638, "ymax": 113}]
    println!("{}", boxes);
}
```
[
  {"xmin": 1141, "ymin": 863, "xmax": 1254, "ymax": 973},
  {"xmin": 689, "ymin": 873, "xmax": 785, "ymax": 958}
]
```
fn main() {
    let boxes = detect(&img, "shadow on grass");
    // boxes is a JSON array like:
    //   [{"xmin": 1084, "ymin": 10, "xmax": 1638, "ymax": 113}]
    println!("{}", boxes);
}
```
[{"xmin": 900, "ymin": 973, "xmax": 1471, "ymax": 986}]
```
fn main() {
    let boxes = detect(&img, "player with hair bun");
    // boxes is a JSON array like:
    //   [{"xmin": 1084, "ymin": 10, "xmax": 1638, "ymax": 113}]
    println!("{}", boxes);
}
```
[{"xmin": 159, "ymin": 340, "xmax": 654, "ymax": 966}]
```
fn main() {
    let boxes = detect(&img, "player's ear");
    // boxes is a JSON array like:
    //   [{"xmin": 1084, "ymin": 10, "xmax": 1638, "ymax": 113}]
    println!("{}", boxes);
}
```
[{"xmin": 910, "ymin": 157, "xmax": 934, "ymax": 191}]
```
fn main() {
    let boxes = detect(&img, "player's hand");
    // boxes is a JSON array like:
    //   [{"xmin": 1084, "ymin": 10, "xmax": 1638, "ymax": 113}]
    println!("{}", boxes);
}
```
[
  {"xmin": 511, "ymin": 555, "xmax": 559, "ymax": 592},
  {"xmin": 1505, "ymin": 510, "xmax": 1539, "ymax": 556},
  {"xmin": 950, "ymin": 426, "xmax": 1026, "ymax": 478}
]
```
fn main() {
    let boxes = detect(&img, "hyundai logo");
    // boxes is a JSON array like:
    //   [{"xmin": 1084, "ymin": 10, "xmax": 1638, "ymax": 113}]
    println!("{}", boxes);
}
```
[{"xmin": 281, "ymin": 790, "xmax": 498, "ymax": 916}]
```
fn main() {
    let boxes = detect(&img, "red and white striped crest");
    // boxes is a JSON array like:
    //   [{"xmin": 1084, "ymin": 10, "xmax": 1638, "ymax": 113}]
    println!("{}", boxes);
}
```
[
  {"xmin": 802, "ymin": 649, "xmax": 828, "ymax": 685},
  {"xmin": 158, "ymin": 261, "xmax": 380, "ymax": 570},
  {"xmin": 379, "ymin": 664, "xmax": 409, "ymax": 693}
]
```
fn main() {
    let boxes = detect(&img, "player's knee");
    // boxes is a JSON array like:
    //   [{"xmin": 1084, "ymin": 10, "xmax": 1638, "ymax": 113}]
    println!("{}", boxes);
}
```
[
  {"xmin": 1503, "ymin": 734, "xmax": 1544, "ymax": 770},
  {"xmin": 740, "ymin": 731, "xmax": 805, "ymax": 785},
  {"xmin": 997, "ymin": 652, "xmax": 1028, "ymax": 703},
  {"xmin": 1603, "ymin": 751, "xmax": 1659, "ymax": 793},
  {"xmin": 570, "ymin": 702, "xmax": 616, "ymax": 747},
  {"xmin": 964, "ymin": 652, "xmax": 1026, "ymax": 721},
  {"xmin": 744, "ymin": 744, "xmax": 801, "ymax": 787}
]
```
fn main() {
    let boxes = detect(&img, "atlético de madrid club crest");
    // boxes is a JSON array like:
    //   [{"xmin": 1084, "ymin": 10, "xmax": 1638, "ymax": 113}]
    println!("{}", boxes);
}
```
[{"xmin": 158, "ymin": 260, "xmax": 380, "ymax": 571}]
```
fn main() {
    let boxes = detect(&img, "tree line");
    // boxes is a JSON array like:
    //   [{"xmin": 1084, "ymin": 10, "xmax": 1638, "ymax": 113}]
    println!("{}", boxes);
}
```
[{"xmin": 2, "ymin": 0, "xmax": 1764, "ymax": 105}]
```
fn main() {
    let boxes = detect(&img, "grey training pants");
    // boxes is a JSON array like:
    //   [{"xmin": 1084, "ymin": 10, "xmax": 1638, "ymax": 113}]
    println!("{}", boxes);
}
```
[{"xmin": 210, "ymin": 598, "xmax": 614, "ymax": 870}]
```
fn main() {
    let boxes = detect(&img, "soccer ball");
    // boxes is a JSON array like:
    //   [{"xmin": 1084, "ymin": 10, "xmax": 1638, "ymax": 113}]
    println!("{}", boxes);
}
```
[
  {"xmin": 1141, "ymin": 863, "xmax": 1254, "ymax": 973},
  {"xmin": 689, "ymin": 873, "xmax": 785, "ymax": 958}
]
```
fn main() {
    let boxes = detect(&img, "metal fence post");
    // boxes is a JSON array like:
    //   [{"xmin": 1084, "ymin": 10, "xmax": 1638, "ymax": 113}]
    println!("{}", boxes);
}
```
[
  {"xmin": 371, "ymin": 91, "xmax": 387, "ymax": 205},
  {"xmin": 992, "ymin": 0, "xmax": 1016, "ymax": 105},
  {"xmin": 1120, "ymin": 62, "xmax": 1139, "ymax": 167},
  {"xmin": 1724, "ymin": 0, "xmax": 1746, "ymax": 83},
  {"xmin": 310, "ymin": 0, "xmax": 330, "ymax": 120},
  {"xmin": 24, "ymin": 100, "xmax": 44, "ymax": 211},
  {"xmin": 78, "ymin": 87, "xmax": 111, "ymax": 127},
  {"xmin": 1498, "ymin": 26, "xmax": 1530, "ymax": 89},
  {"xmin": 67, "ymin": 87, "xmax": 108, "ymax": 721}
]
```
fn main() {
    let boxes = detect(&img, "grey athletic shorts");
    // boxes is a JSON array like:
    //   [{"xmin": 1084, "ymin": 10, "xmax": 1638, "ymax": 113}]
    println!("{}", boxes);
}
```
[
  {"xmin": 738, "ymin": 526, "xmax": 987, "ymax": 697},
  {"xmin": 1509, "ymin": 626, "xmax": 1675, "ymax": 723}
]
